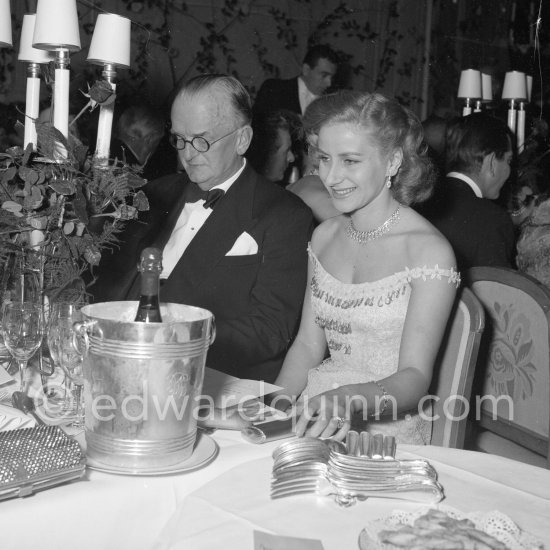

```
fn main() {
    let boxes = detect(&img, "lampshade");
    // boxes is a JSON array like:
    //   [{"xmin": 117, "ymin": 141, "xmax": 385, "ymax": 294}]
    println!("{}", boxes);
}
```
[
  {"xmin": 87, "ymin": 13, "xmax": 131, "ymax": 68},
  {"xmin": 502, "ymin": 71, "xmax": 527, "ymax": 101},
  {"xmin": 526, "ymin": 75, "xmax": 533, "ymax": 102},
  {"xmin": 0, "ymin": 0, "xmax": 12, "ymax": 48},
  {"xmin": 481, "ymin": 73, "xmax": 493, "ymax": 102},
  {"xmin": 457, "ymin": 69, "xmax": 481, "ymax": 99},
  {"xmin": 32, "ymin": 0, "xmax": 81, "ymax": 52},
  {"xmin": 18, "ymin": 14, "xmax": 55, "ymax": 63}
]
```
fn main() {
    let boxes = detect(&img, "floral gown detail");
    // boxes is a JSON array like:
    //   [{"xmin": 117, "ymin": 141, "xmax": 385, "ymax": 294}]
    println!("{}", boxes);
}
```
[{"xmin": 302, "ymin": 246, "xmax": 461, "ymax": 445}]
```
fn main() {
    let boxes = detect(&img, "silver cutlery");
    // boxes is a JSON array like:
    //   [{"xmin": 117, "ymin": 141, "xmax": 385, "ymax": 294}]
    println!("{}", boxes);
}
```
[
  {"xmin": 11, "ymin": 391, "xmax": 45, "ymax": 425},
  {"xmin": 270, "ymin": 432, "xmax": 444, "ymax": 506}
]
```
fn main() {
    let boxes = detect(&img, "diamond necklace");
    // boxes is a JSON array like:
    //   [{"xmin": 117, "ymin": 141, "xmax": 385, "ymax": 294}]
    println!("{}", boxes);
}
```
[{"xmin": 345, "ymin": 205, "xmax": 401, "ymax": 244}]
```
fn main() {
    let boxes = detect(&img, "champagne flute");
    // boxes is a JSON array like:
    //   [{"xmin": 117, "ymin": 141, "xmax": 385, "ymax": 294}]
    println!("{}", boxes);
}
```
[
  {"xmin": 48, "ymin": 302, "xmax": 84, "ymax": 427},
  {"xmin": 1, "ymin": 302, "xmax": 44, "ymax": 390},
  {"xmin": 0, "ymin": 250, "xmax": 41, "ymax": 376}
]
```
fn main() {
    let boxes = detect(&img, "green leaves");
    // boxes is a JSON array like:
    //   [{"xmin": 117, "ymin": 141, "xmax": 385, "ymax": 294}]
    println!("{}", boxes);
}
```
[
  {"xmin": 1, "ymin": 166, "xmax": 17, "ymax": 185},
  {"xmin": 48, "ymin": 177, "xmax": 76, "ymax": 196},
  {"xmin": 0, "ymin": 91, "xmax": 149, "ymax": 304},
  {"xmin": 1, "ymin": 201, "xmax": 23, "ymax": 217},
  {"xmin": 36, "ymin": 122, "xmax": 71, "ymax": 161},
  {"xmin": 19, "ymin": 166, "xmax": 40, "ymax": 185},
  {"xmin": 133, "ymin": 190, "xmax": 149, "ymax": 211}
]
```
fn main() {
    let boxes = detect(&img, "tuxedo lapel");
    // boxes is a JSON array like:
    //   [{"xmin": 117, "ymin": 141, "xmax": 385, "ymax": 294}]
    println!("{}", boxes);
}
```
[{"xmin": 163, "ymin": 166, "xmax": 257, "ymax": 296}]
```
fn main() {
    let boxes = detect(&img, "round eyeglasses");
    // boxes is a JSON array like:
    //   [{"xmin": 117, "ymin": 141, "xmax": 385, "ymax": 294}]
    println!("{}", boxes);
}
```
[{"xmin": 168, "ymin": 127, "xmax": 241, "ymax": 153}]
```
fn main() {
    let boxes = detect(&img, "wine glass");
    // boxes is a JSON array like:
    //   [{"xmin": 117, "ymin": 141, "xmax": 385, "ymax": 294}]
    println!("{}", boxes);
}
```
[
  {"xmin": 0, "ymin": 250, "xmax": 41, "ymax": 375},
  {"xmin": 47, "ymin": 302, "xmax": 84, "ymax": 427},
  {"xmin": 1, "ymin": 301, "xmax": 44, "ymax": 390}
]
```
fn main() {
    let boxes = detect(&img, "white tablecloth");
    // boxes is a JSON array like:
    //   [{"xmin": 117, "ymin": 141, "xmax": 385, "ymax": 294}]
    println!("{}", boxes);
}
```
[{"xmin": 1, "ymin": 430, "xmax": 549, "ymax": 550}]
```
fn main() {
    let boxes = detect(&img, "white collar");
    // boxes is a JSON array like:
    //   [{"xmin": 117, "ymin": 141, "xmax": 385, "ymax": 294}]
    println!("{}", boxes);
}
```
[
  {"xmin": 298, "ymin": 77, "xmax": 319, "ymax": 115},
  {"xmin": 447, "ymin": 171, "xmax": 483, "ymax": 198},
  {"xmin": 209, "ymin": 158, "xmax": 247, "ymax": 193}
]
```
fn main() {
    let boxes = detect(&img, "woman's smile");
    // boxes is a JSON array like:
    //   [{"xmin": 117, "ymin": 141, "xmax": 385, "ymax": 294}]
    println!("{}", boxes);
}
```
[{"xmin": 330, "ymin": 185, "xmax": 356, "ymax": 198}]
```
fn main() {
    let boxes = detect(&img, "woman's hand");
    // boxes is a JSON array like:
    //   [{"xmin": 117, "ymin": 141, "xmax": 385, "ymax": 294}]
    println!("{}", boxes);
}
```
[{"xmin": 293, "ymin": 387, "xmax": 355, "ymax": 441}]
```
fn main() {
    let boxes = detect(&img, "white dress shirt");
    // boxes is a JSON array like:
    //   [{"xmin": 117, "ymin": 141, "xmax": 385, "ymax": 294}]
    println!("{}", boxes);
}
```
[
  {"xmin": 298, "ymin": 77, "xmax": 319, "ymax": 115},
  {"xmin": 161, "ymin": 160, "xmax": 246, "ymax": 278},
  {"xmin": 447, "ymin": 171, "xmax": 483, "ymax": 198}
]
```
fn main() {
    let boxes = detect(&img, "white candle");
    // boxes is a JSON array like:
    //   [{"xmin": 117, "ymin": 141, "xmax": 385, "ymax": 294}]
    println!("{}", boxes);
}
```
[
  {"xmin": 95, "ymin": 98, "xmax": 115, "ymax": 161},
  {"xmin": 517, "ymin": 103, "xmax": 526, "ymax": 153},
  {"xmin": 53, "ymin": 50, "xmax": 70, "ymax": 158},
  {"xmin": 24, "ymin": 64, "xmax": 41, "ymax": 150},
  {"xmin": 94, "ymin": 65, "xmax": 117, "ymax": 163},
  {"xmin": 507, "ymin": 100, "xmax": 517, "ymax": 134}
]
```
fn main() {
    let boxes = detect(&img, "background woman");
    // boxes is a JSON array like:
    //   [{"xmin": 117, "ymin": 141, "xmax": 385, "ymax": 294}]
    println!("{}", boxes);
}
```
[{"xmin": 273, "ymin": 91, "xmax": 458, "ymax": 444}]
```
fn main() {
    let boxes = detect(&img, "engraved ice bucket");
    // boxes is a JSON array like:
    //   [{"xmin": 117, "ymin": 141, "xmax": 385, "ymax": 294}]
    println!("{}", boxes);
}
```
[{"xmin": 75, "ymin": 301, "xmax": 215, "ymax": 472}]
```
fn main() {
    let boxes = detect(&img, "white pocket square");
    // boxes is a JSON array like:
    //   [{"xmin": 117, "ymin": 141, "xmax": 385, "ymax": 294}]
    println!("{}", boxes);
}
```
[{"xmin": 225, "ymin": 231, "xmax": 258, "ymax": 256}]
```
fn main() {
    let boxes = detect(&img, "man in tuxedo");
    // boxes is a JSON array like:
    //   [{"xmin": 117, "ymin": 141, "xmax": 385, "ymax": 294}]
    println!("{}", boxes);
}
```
[
  {"xmin": 100, "ymin": 74, "xmax": 314, "ymax": 383},
  {"xmin": 419, "ymin": 113, "xmax": 515, "ymax": 273},
  {"xmin": 253, "ymin": 44, "xmax": 339, "ymax": 118}
]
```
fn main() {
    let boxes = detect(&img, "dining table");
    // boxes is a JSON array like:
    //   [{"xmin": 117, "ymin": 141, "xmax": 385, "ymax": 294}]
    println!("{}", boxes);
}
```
[{"xmin": 1, "ymin": 423, "xmax": 550, "ymax": 550}]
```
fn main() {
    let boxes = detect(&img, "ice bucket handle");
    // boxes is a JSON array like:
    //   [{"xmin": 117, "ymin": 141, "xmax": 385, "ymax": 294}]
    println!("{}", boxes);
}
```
[
  {"xmin": 209, "ymin": 316, "xmax": 216, "ymax": 346},
  {"xmin": 72, "ymin": 320, "xmax": 93, "ymax": 355}
]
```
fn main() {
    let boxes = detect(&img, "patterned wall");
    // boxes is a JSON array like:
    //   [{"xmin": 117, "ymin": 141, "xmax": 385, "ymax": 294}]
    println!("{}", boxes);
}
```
[{"xmin": 6, "ymin": 0, "xmax": 429, "ymax": 115}]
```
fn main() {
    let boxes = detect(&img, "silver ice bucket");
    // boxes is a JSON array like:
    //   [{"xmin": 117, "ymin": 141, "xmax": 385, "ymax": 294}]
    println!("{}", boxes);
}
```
[{"xmin": 75, "ymin": 301, "xmax": 215, "ymax": 472}]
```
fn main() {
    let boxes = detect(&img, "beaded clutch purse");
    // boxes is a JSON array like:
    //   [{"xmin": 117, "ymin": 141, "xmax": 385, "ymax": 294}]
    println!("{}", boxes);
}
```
[{"xmin": 0, "ymin": 425, "xmax": 86, "ymax": 501}]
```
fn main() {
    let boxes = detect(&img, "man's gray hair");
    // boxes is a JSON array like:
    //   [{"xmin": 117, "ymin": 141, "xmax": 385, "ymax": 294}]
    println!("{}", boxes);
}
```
[{"xmin": 174, "ymin": 74, "xmax": 252, "ymax": 125}]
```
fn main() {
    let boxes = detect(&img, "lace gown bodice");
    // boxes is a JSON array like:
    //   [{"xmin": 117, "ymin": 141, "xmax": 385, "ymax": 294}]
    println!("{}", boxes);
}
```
[{"xmin": 303, "ymin": 246, "xmax": 460, "ymax": 444}]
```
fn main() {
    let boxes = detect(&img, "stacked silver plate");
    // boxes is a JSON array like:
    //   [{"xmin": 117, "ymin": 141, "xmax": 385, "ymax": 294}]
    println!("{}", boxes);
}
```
[{"xmin": 271, "ymin": 432, "xmax": 444, "ymax": 507}]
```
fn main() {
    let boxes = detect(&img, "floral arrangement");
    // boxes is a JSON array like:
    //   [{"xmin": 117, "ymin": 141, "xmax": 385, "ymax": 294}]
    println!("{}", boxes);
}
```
[{"xmin": 0, "ymin": 81, "xmax": 149, "ymax": 304}]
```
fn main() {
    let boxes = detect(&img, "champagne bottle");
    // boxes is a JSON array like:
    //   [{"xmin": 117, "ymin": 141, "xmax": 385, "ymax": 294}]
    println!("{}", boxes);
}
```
[{"xmin": 134, "ymin": 247, "xmax": 163, "ymax": 323}]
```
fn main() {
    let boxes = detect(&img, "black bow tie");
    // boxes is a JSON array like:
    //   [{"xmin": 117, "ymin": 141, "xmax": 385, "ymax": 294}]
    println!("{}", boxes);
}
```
[{"xmin": 185, "ymin": 184, "xmax": 225, "ymax": 209}]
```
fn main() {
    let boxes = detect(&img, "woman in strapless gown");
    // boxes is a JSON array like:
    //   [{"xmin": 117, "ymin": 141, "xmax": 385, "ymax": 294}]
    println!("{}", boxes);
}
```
[{"xmin": 273, "ymin": 91, "xmax": 459, "ymax": 444}]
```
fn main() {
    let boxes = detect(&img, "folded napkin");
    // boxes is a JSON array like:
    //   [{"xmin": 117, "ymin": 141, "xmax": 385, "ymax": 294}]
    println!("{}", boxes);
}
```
[
  {"xmin": 0, "ymin": 403, "xmax": 35, "ymax": 432},
  {"xmin": 0, "ymin": 362, "xmax": 14, "ymax": 386}
]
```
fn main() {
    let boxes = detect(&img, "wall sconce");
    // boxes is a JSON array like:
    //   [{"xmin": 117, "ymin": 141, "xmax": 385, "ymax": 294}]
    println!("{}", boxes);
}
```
[
  {"xmin": 457, "ymin": 69, "xmax": 481, "ymax": 116},
  {"xmin": 502, "ymin": 70, "xmax": 527, "ymax": 152},
  {"xmin": 477, "ymin": 72, "xmax": 493, "ymax": 111},
  {"xmin": 501, "ymin": 70, "xmax": 527, "ymax": 132}
]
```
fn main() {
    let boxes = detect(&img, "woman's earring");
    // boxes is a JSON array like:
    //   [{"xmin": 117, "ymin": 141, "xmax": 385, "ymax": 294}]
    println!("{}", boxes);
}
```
[{"xmin": 385, "ymin": 175, "xmax": 392, "ymax": 189}]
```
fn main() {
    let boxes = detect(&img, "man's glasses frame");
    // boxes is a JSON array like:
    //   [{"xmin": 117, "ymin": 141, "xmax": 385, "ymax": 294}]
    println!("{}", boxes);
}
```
[{"xmin": 168, "ymin": 127, "xmax": 241, "ymax": 153}]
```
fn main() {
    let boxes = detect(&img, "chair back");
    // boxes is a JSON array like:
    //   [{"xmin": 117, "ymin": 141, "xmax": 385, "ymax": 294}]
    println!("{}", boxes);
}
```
[
  {"xmin": 430, "ymin": 287, "xmax": 485, "ymax": 448},
  {"xmin": 467, "ymin": 267, "xmax": 550, "ymax": 468}
]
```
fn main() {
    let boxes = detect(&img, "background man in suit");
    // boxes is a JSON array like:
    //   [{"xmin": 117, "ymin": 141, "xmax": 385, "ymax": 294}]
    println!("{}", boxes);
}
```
[
  {"xmin": 101, "ymin": 74, "xmax": 314, "ymax": 383},
  {"xmin": 419, "ymin": 113, "xmax": 515, "ymax": 273},
  {"xmin": 253, "ymin": 44, "xmax": 339, "ymax": 118}
]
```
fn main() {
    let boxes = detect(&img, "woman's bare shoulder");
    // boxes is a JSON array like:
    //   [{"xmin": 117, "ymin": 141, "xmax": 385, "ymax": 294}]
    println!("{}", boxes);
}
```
[{"xmin": 311, "ymin": 215, "xmax": 344, "ymax": 248}]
